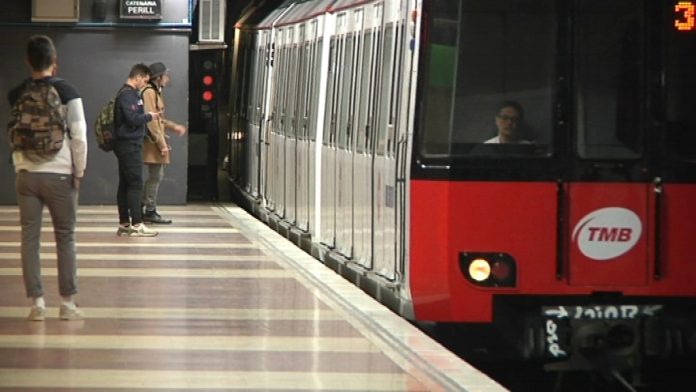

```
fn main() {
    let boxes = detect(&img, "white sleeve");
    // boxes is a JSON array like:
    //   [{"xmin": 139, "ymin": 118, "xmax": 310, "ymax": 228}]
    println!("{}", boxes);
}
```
[{"xmin": 66, "ymin": 98, "xmax": 88, "ymax": 177}]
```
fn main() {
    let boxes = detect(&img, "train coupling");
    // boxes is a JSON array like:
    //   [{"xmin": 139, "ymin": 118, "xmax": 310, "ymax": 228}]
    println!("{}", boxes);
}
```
[{"xmin": 529, "ymin": 304, "xmax": 696, "ymax": 372}]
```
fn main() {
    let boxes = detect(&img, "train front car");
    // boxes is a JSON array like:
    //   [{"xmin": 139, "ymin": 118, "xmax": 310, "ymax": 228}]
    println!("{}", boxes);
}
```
[{"xmin": 413, "ymin": 0, "xmax": 696, "ymax": 380}]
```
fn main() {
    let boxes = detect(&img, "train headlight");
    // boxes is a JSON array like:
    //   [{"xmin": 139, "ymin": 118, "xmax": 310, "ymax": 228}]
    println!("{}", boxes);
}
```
[
  {"xmin": 460, "ymin": 252, "xmax": 517, "ymax": 288},
  {"xmin": 468, "ymin": 258, "xmax": 491, "ymax": 282}
]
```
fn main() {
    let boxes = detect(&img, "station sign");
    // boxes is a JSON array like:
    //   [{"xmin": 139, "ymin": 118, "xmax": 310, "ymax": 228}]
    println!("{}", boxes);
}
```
[{"xmin": 120, "ymin": 0, "xmax": 162, "ymax": 20}]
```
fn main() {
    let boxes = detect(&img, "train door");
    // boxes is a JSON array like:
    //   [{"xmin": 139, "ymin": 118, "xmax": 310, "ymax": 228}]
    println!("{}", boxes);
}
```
[
  {"xmin": 372, "ymin": 1, "xmax": 401, "ymax": 280},
  {"xmin": 320, "ymin": 14, "xmax": 345, "ymax": 248},
  {"xmin": 336, "ymin": 11, "xmax": 358, "ymax": 258},
  {"xmin": 247, "ymin": 33, "xmax": 261, "ymax": 198},
  {"xmin": 353, "ymin": 7, "xmax": 374, "ymax": 269},
  {"xmin": 269, "ymin": 28, "xmax": 287, "ymax": 214},
  {"xmin": 258, "ymin": 30, "xmax": 273, "ymax": 204},
  {"xmin": 565, "ymin": 0, "xmax": 650, "ymax": 287},
  {"xmin": 253, "ymin": 31, "xmax": 270, "ymax": 199},
  {"xmin": 394, "ymin": 0, "xmax": 418, "ymax": 284},
  {"xmin": 284, "ymin": 24, "xmax": 300, "ymax": 225},
  {"xmin": 296, "ymin": 22, "xmax": 313, "ymax": 232},
  {"xmin": 307, "ymin": 18, "xmax": 324, "ymax": 236}
]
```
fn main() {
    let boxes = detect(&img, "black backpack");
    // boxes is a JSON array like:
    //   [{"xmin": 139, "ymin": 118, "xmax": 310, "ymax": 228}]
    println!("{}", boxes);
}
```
[{"xmin": 7, "ymin": 78, "xmax": 67, "ymax": 162}]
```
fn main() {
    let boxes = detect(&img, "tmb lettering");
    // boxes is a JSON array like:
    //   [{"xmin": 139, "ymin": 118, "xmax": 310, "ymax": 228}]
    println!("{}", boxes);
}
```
[{"xmin": 587, "ymin": 227, "xmax": 632, "ymax": 242}]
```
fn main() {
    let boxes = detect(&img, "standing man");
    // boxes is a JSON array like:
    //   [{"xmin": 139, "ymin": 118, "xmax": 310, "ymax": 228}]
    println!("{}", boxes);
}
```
[
  {"xmin": 141, "ymin": 62, "xmax": 186, "ymax": 224},
  {"xmin": 114, "ymin": 63, "xmax": 160, "ymax": 237},
  {"xmin": 8, "ymin": 35, "xmax": 87, "ymax": 320}
]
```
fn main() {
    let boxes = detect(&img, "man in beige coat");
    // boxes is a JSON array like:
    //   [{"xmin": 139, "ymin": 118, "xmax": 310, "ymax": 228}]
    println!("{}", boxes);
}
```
[{"xmin": 141, "ymin": 62, "xmax": 186, "ymax": 224}]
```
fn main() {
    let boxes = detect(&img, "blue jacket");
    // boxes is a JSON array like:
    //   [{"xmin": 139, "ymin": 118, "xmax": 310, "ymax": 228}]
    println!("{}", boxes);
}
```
[{"xmin": 114, "ymin": 84, "xmax": 152, "ymax": 143}]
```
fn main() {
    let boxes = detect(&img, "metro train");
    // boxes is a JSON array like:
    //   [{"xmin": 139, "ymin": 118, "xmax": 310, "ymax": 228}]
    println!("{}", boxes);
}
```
[{"xmin": 222, "ymin": 0, "xmax": 696, "ymax": 382}]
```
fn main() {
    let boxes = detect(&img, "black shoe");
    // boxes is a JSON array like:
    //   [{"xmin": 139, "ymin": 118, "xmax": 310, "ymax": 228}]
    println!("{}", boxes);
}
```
[{"xmin": 143, "ymin": 210, "xmax": 172, "ymax": 224}]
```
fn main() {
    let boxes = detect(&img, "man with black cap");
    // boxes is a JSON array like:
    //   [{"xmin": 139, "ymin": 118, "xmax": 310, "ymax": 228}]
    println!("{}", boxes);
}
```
[{"xmin": 141, "ymin": 62, "xmax": 186, "ymax": 224}]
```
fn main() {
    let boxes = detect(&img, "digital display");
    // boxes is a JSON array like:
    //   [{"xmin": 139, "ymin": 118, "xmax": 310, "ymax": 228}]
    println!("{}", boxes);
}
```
[{"xmin": 675, "ymin": 1, "xmax": 695, "ymax": 31}]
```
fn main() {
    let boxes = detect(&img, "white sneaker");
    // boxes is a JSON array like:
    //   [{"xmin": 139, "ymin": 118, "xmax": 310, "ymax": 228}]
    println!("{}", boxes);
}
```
[
  {"xmin": 59, "ymin": 304, "xmax": 84, "ymax": 320},
  {"xmin": 129, "ymin": 223, "xmax": 158, "ymax": 237},
  {"xmin": 116, "ymin": 224, "xmax": 132, "ymax": 236},
  {"xmin": 27, "ymin": 306, "xmax": 46, "ymax": 321}
]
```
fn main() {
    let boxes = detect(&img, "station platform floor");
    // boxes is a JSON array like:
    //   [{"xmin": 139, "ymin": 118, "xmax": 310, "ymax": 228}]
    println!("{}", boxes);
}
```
[{"xmin": 0, "ymin": 204, "xmax": 506, "ymax": 391}]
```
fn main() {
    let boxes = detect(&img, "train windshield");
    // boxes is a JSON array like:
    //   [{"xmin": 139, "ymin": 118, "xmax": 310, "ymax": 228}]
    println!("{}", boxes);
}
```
[
  {"xmin": 419, "ymin": 0, "xmax": 556, "ymax": 158},
  {"xmin": 419, "ymin": 0, "xmax": 696, "ymax": 165}
]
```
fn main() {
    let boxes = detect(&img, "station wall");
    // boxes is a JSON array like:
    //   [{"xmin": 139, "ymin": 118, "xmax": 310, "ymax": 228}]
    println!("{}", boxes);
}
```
[{"xmin": 0, "ymin": 0, "xmax": 191, "ymax": 205}]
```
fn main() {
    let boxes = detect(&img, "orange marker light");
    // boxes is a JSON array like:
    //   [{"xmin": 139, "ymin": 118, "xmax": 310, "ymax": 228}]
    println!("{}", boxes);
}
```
[{"xmin": 675, "ymin": 1, "xmax": 695, "ymax": 31}]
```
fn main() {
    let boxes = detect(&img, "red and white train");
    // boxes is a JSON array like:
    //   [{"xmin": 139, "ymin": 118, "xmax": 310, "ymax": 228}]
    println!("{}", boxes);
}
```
[{"xmin": 223, "ymin": 0, "xmax": 696, "ymax": 381}]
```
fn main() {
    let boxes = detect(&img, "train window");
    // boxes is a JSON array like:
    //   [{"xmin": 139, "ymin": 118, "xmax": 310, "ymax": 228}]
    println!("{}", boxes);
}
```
[
  {"xmin": 338, "ymin": 31, "xmax": 353, "ymax": 149},
  {"xmin": 573, "ymin": 0, "xmax": 643, "ymax": 160},
  {"xmin": 356, "ymin": 29, "xmax": 374, "ymax": 154},
  {"xmin": 376, "ymin": 24, "xmax": 394, "ymax": 156},
  {"xmin": 309, "ymin": 35, "xmax": 322, "ymax": 141},
  {"xmin": 324, "ymin": 38, "xmax": 338, "ymax": 145},
  {"xmin": 419, "ymin": 0, "xmax": 555, "ymax": 159},
  {"xmin": 665, "ymin": 1, "xmax": 696, "ymax": 161},
  {"xmin": 387, "ymin": 21, "xmax": 405, "ymax": 157}
]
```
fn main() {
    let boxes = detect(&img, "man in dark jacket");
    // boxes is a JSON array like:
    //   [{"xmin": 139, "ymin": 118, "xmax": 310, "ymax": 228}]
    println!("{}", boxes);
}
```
[{"xmin": 113, "ymin": 63, "xmax": 160, "ymax": 237}]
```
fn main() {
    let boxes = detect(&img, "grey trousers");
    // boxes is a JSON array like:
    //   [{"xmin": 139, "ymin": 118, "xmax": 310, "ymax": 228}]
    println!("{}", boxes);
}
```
[
  {"xmin": 143, "ymin": 163, "xmax": 165, "ymax": 212},
  {"xmin": 16, "ymin": 171, "xmax": 78, "ymax": 298}
]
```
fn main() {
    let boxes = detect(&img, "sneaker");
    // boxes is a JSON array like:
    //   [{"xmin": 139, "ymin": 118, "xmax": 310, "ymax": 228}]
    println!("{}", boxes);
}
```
[
  {"xmin": 129, "ymin": 223, "xmax": 158, "ymax": 237},
  {"xmin": 27, "ymin": 306, "xmax": 46, "ymax": 321},
  {"xmin": 143, "ymin": 210, "xmax": 173, "ymax": 224},
  {"xmin": 59, "ymin": 304, "xmax": 84, "ymax": 320},
  {"xmin": 116, "ymin": 224, "xmax": 132, "ymax": 236}
]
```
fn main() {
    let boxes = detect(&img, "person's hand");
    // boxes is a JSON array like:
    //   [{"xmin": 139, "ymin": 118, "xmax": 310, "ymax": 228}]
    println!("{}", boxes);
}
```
[
  {"xmin": 72, "ymin": 176, "xmax": 81, "ymax": 190},
  {"xmin": 160, "ymin": 145, "xmax": 170, "ymax": 157},
  {"xmin": 149, "ymin": 112, "xmax": 161, "ymax": 120},
  {"xmin": 173, "ymin": 124, "xmax": 187, "ymax": 136}
]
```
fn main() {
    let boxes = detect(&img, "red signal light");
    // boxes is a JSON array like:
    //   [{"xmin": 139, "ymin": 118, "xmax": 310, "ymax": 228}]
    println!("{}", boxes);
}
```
[
  {"xmin": 202, "ymin": 75, "xmax": 214, "ymax": 86},
  {"xmin": 202, "ymin": 90, "xmax": 214, "ymax": 102}
]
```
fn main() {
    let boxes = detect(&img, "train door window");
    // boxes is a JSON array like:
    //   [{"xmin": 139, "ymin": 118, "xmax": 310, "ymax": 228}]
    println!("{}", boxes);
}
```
[
  {"xmin": 302, "ymin": 25, "xmax": 312, "ymax": 133},
  {"xmin": 420, "ymin": 0, "xmax": 555, "ymax": 158},
  {"xmin": 349, "ymin": 10, "xmax": 364, "ymax": 152},
  {"xmin": 289, "ymin": 37, "xmax": 300, "ymax": 138},
  {"xmin": 369, "ymin": 8, "xmax": 384, "ymax": 154},
  {"xmin": 356, "ymin": 27, "xmax": 373, "ymax": 154},
  {"xmin": 338, "ymin": 28, "xmax": 353, "ymax": 150},
  {"xmin": 295, "ymin": 25, "xmax": 306, "ymax": 140},
  {"xmin": 324, "ymin": 37, "xmax": 338, "ymax": 145},
  {"xmin": 664, "ymin": 0, "xmax": 696, "ymax": 162},
  {"xmin": 573, "ymin": 0, "xmax": 644, "ymax": 160},
  {"xmin": 256, "ymin": 40, "xmax": 267, "ymax": 126},
  {"xmin": 310, "ymin": 24, "xmax": 322, "ymax": 142},
  {"xmin": 275, "ymin": 33, "xmax": 286, "ymax": 135},
  {"xmin": 375, "ymin": 23, "xmax": 394, "ymax": 157},
  {"xmin": 387, "ymin": 19, "xmax": 404, "ymax": 157}
]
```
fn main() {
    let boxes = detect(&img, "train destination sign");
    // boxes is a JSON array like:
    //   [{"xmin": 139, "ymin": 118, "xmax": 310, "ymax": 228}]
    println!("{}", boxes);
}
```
[
  {"xmin": 675, "ymin": 1, "xmax": 695, "ymax": 30},
  {"xmin": 120, "ymin": 0, "xmax": 162, "ymax": 20}
]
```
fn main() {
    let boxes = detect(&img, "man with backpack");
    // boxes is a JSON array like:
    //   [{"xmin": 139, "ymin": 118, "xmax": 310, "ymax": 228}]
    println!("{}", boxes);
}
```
[
  {"xmin": 7, "ymin": 35, "xmax": 87, "ymax": 321},
  {"xmin": 113, "ymin": 63, "xmax": 161, "ymax": 237}
]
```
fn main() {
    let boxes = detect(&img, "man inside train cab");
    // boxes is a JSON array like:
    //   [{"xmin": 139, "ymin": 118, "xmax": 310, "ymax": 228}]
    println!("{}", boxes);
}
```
[
  {"xmin": 141, "ymin": 62, "xmax": 186, "ymax": 224},
  {"xmin": 485, "ymin": 100, "xmax": 533, "ymax": 144}
]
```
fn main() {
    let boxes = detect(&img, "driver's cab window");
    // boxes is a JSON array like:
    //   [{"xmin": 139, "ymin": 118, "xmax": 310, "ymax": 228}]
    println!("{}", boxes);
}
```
[{"xmin": 421, "ymin": 0, "xmax": 555, "ymax": 158}]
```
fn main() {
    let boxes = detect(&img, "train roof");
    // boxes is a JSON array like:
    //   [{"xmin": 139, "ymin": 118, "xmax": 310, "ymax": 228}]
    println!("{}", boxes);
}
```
[
  {"xmin": 274, "ymin": 0, "xmax": 336, "ymax": 28},
  {"xmin": 252, "ymin": 0, "xmax": 382, "ymax": 30}
]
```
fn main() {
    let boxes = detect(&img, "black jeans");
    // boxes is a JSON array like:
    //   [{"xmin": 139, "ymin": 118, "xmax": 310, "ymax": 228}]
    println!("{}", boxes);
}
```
[{"xmin": 114, "ymin": 141, "xmax": 144, "ymax": 225}]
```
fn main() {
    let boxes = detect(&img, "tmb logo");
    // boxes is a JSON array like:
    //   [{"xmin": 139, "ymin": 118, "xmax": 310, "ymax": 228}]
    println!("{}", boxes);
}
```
[{"xmin": 572, "ymin": 207, "xmax": 642, "ymax": 261}]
